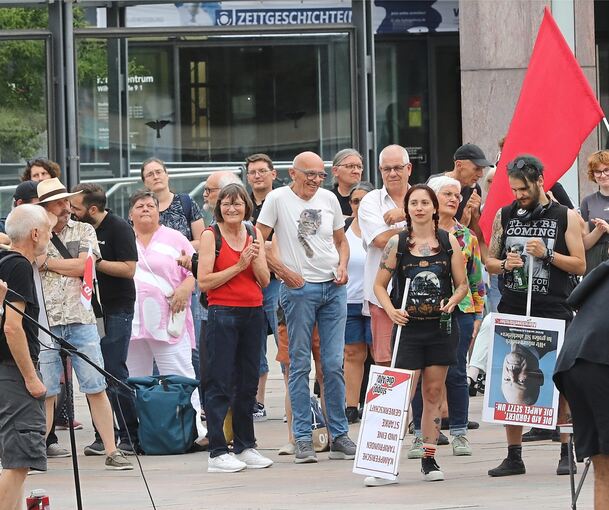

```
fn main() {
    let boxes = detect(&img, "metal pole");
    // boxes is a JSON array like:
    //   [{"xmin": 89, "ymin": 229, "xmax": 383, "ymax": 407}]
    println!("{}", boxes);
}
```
[
  {"xmin": 352, "ymin": 0, "xmax": 375, "ymax": 184},
  {"xmin": 48, "ymin": 1, "xmax": 66, "ymax": 170},
  {"xmin": 526, "ymin": 253, "xmax": 534, "ymax": 318},
  {"xmin": 390, "ymin": 278, "xmax": 411, "ymax": 368},
  {"xmin": 64, "ymin": 0, "xmax": 80, "ymax": 188}
]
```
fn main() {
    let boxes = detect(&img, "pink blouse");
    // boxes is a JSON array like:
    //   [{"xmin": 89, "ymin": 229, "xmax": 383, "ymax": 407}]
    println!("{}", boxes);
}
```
[{"xmin": 131, "ymin": 225, "xmax": 196, "ymax": 346}]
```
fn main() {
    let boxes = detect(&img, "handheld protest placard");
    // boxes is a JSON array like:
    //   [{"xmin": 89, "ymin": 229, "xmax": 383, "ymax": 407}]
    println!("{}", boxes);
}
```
[
  {"xmin": 482, "ymin": 312, "xmax": 565, "ymax": 429},
  {"xmin": 353, "ymin": 278, "xmax": 414, "ymax": 482}
]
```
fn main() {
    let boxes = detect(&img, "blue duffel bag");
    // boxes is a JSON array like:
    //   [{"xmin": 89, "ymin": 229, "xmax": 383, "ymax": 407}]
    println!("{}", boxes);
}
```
[{"xmin": 127, "ymin": 375, "xmax": 199, "ymax": 455}]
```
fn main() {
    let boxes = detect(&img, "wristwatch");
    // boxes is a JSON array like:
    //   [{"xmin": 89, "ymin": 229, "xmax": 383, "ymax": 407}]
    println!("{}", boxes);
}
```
[{"xmin": 543, "ymin": 248, "xmax": 555, "ymax": 265}]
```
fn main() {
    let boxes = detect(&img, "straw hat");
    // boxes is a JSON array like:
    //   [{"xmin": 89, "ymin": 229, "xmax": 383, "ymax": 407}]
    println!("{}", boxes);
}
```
[{"xmin": 37, "ymin": 178, "xmax": 82, "ymax": 204}]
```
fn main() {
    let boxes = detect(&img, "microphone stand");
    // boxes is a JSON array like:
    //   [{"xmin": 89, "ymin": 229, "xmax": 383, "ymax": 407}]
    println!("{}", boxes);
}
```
[{"xmin": 3, "ymin": 299, "xmax": 133, "ymax": 510}]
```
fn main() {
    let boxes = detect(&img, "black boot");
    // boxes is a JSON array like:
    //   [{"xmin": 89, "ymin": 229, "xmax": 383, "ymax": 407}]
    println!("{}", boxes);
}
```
[
  {"xmin": 488, "ymin": 446, "xmax": 526, "ymax": 477},
  {"xmin": 345, "ymin": 406, "xmax": 359, "ymax": 424},
  {"xmin": 522, "ymin": 427, "xmax": 553, "ymax": 442},
  {"xmin": 556, "ymin": 443, "xmax": 577, "ymax": 475}
]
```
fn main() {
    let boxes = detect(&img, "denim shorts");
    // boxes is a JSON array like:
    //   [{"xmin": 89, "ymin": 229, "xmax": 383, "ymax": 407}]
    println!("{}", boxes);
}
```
[
  {"xmin": 39, "ymin": 323, "xmax": 107, "ymax": 396},
  {"xmin": 345, "ymin": 303, "xmax": 372, "ymax": 345}
]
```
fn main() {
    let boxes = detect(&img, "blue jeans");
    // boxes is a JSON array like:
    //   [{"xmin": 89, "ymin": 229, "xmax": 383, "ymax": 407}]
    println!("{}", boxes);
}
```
[
  {"xmin": 191, "ymin": 291, "xmax": 204, "ymax": 383},
  {"xmin": 259, "ymin": 278, "xmax": 280, "ymax": 377},
  {"xmin": 279, "ymin": 281, "xmax": 348, "ymax": 442},
  {"xmin": 204, "ymin": 305, "xmax": 264, "ymax": 458},
  {"xmin": 94, "ymin": 311, "xmax": 139, "ymax": 444},
  {"xmin": 412, "ymin": 310, "xmax": 474, "ymax": 437}
]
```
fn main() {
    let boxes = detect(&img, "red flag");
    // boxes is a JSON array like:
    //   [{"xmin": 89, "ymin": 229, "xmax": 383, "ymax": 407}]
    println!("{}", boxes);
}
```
[
  {"xmin": 80, "ymin": 242, "xmax": 94, "ymax": 309},
  {"xmin": 479, "ymin": 7, "xmax": 604, "ymax": 242}
]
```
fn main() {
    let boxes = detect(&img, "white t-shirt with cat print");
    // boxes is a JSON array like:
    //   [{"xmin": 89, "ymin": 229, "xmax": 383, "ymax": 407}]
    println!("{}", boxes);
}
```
[{"xmin": 257, "ymin": 186, "xmax": 345, "ymax": 283}]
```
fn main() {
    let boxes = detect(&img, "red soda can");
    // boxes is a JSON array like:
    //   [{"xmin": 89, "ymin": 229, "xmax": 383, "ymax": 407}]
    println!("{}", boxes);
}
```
[{"xmin": 26, "ymin": 489, "xmax": 50, "ymax": 510}]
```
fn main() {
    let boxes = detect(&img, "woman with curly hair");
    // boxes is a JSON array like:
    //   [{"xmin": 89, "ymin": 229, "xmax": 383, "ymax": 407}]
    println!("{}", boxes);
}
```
[{"xmin": 21, "ymin": 158, "xmax": 61, "ymax": 182}]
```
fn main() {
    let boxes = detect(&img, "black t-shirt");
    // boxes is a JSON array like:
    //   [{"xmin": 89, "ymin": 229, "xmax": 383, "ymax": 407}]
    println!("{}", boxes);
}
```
[
  {"xmin": 427, "ymin": 172, "xmax": 482, "ymax": 222},
  {"xmin": 331, "ymin": 185, "xmax": 352, "ymax": 216},
  {"xmin": 95, "ymin": 211, "xmax": 138, "ymax": 314},
  {"xmin": 0, "ymin": 251, "xmax": 40, "ymax": 362}
]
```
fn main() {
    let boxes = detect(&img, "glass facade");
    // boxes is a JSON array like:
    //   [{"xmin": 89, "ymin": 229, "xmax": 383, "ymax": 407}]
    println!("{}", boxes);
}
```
[
  {"xmin": 76, "ymin": 32, "xmax": 353, "ymax": 180},
  {"xmin": 375, "ymin": 35, "xmax": 461, "ymax": 183}
]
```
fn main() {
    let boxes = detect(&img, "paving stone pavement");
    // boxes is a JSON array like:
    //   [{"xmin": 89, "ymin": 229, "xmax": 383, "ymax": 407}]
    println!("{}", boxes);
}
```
[{"xmin": 23, "ymin": 336, "xmax": 593, "ymax": 510}]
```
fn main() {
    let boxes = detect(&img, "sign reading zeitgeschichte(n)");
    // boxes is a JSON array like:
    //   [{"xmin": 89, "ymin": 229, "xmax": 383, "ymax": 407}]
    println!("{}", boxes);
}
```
[
  {"xmin": 482, "ymin": 313, "xmax": 564, "ymax": 429},
  {"xmin": 353, "ymin": 366, "xmax": 413, "ymax": 481}
]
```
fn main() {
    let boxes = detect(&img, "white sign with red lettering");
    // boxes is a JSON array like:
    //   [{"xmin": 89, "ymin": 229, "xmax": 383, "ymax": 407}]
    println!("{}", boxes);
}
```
[{"xmin": 353, "ymin": 366, "xmax": 413, "ymax": 480}]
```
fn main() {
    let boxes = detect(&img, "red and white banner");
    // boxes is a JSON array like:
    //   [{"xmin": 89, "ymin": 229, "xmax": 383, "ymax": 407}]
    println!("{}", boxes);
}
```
[
  {"xmin": 80, "ymin": 242, "xmax": 95, "ymax": 310},
  {"xmin": 353, "ymin": 366, "xmax": 413, "ymax": 481}
]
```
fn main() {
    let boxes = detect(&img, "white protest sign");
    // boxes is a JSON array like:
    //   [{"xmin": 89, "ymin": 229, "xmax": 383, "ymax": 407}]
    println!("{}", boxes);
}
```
[
  {"xmin": 482, "ymin": 312, "xmax": 564, "ymax": 429},
  {"xmin": 353, "ymin": 366, "xmax": 413, "ymax": 480}
]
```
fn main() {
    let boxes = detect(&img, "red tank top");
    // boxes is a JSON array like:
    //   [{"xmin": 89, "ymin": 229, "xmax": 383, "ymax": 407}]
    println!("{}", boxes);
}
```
[{"xmin": 206, "ymin": 231, "xmax": 263, "ymax": 307}]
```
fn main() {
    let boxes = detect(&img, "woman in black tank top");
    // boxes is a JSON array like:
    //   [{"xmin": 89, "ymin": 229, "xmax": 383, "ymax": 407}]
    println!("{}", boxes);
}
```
[{"xmin": 373, "ymin": 184, "xmax": 468, "ymax": 482}]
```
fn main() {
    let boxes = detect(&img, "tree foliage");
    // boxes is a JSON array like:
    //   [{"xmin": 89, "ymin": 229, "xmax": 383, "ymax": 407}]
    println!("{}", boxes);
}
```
[{"xmin": 0, "ymin": 6, "xmax": 109, "ymax": 162}]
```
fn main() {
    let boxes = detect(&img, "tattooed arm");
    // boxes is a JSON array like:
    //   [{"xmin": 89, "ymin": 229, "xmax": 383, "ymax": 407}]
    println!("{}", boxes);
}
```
[
  {"xmin": 485, "ymin": 209, "xmax": 507, "ymax": 275},
  {"xmin": 374, "ymin": 235, "xmax": 409, "ymax": 325}
]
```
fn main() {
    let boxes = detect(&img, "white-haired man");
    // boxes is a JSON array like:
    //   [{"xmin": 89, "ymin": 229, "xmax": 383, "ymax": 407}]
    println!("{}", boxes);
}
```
[
  {"xmin": 0, "ymin": 204, "xmax": 50, "ymax": 508},
  {"xmin": 359, "ymin": 145, "xmax": 412, "ymax": 368}
]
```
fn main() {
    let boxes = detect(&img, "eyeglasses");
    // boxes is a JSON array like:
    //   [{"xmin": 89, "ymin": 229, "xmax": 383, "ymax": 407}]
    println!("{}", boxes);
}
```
[
  {"xmin": 592, "ymin": 168, "xmax": 609, "ymax": 178},
  {"xmin": 380, "ymin": 164, "xmax": 408, "ymax": 174},
  {"xmin": 247, "ymin": 168, "xmax": 271, "ymax": 177},
  {"xmin": 439, "ymin": 191, "xmax": 463, "ymax": 203},
  {"xmin": 203, "ymin": 186, "xmax": 221, "ymax": 195},
  {"xmin": 293, "ymin": 167, "xmax": 327, "ymax": 180},
  {"xmin": 143, "ymin": 168, "xmax": 166, "ymax": 179},
  {"xmin": 350, "ymin": 197, "xmax": 362, "ymax": 205},
  {"xmin": 220, "ymin": 201, "xmax": 245, "ymax": 209},
  {"xmin": 337, "ymin": 163, "xmax": 363, "ymax": 171}
]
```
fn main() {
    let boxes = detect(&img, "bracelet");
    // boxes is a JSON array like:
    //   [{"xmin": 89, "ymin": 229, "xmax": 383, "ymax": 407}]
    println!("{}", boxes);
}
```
[
  {"xmin": 543, "ymin": 248, "xmax": 555, "ymax": 265},
  {"xmin": 500, "ymin": 259, "xmax": 507, "ymax": 273}
]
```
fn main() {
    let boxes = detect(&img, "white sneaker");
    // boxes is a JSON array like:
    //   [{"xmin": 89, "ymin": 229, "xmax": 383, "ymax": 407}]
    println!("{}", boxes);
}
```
[
  {"xmin": 234, "ymin": 448, "xmax": 273, "ymax": 469},
  {"xmin": 364, "ymin": 476, "xmax": 398, "ymax": 487},
  {"xmin": 208, "ymin": 453, "xmax": 247, "ymax": 473},
  {"xmin": 278, "ymin": 443, "xmax": 296, "ymax": 456}
]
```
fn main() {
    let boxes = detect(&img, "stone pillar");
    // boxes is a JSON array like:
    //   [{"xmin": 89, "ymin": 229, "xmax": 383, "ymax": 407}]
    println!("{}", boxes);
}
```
[{"xmin": 459, "ymin": 0, "xmax": 598, "ymax": 202}]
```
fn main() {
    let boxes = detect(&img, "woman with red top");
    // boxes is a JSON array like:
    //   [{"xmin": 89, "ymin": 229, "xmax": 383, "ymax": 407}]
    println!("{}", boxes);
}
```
[{"xmin": 198, "ymin": 183, "xmax": 271, "ymax": 473}]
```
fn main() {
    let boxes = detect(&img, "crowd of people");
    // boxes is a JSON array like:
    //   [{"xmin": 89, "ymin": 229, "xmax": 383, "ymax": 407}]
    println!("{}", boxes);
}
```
[{"xmin": 0, "ymin": 145, "xmax": 608, "ymax": 508}]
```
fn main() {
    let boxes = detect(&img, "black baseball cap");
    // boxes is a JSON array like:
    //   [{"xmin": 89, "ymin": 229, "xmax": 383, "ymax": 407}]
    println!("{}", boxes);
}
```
[
  {"xmin": 13, "ymin": 180, "xmax": 39, "ymax": 204},
  {"xmin": 454, "ymin": 143, "xmax": 492, "ymax": 167}
]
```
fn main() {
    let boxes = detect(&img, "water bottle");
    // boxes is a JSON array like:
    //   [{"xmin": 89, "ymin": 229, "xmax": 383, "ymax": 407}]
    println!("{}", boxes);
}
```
[
  {"xmin": 26, "ymin": 489, "xmax": 50, "ymax": 510},
  {"xmin": 510, "ymin": 246, "xmax": 528, "ymax": 290},
  {"xmin": 439, "ymin": 312, "xmax": 452, "ymax": 336}
]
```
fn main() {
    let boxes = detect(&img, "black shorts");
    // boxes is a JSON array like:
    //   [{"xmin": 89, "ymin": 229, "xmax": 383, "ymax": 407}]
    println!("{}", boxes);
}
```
[
  {"xmin": 558, "ymin": 359, "xmax": 609, "ymax": 462},
  {"xmin": 0, "ymin": 363, "xmax": 47, "ymax": 471},
  {"xmin": 392, "ymin": 317, "xmax": 457, "ymax": 370}
]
